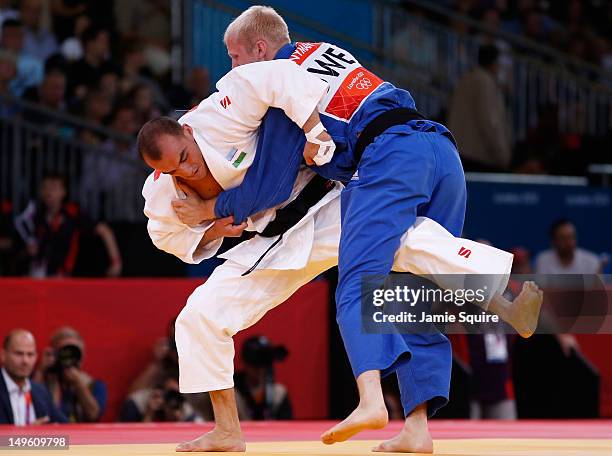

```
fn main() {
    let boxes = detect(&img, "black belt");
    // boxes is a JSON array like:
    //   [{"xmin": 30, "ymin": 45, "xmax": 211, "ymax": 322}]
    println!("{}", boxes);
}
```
[
  {"xmin": 241, "ymin": 174, "xmax": 334, "ymax": 276},
  {"xmin": 354, "ymin": 108, "xmax": 426, "ymax": 164},
  {"xmin": 259, "ymin": 174, "xmax": 334, "ymax": 237}
]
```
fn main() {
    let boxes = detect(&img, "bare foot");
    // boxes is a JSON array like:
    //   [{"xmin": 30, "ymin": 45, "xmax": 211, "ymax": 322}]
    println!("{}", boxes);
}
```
[
  {"xmin": 508, "ymin": 281, "xmax": 543, "ymax": 338},
  {"xmin": 372, "ymin": 410, "xmax": 433, "ymax": 454},
  {"xmin": 321, "ymin": 403, "xmax": 388, "ymax": 445},
  {"xmin": 176, "ymin": 428, "xmax": 246, "ymax": 452},
  {"xmin": 372, "ymin": 430, "xmax": 433, "ymax": 453}
]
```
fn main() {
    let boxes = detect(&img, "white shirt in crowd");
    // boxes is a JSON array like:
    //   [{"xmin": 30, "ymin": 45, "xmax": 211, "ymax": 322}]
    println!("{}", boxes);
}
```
[
  {"xmin": 535, "ymin": 248, "xmax": 601, "ymax": 274},
  {"xmin": 1, "ymin": 367, "xmax": 36, "ymax": 426}
]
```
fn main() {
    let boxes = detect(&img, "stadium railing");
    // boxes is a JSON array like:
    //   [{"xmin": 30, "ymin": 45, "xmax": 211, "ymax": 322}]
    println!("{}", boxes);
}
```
[
  {"xmin": 183, "ymin": 0, "xmax": 612, "ymax": 145},
  {"xmin": 0, "ymin": 94, "xmax": 148, "ymax": 222}
]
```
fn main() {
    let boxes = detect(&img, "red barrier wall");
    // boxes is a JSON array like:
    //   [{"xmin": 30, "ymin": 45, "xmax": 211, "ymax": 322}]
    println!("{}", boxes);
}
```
[{"xmin": 0, "ymin": 279, "xmax": 329, "ymax": 421}]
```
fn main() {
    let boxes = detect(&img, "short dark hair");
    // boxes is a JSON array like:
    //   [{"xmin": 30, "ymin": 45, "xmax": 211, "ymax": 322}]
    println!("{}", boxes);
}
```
[
  {"xmin": 2, "ymin": 332, "xmax": 12, "ymax": 350},
  {"xmin": 137, "ymin": 117, "xmax": 183, "ymax": 162},
  {"xmin": 478, "ymin": 44, "xmax": 499, "ymax": 68},
  {"xmin": 41, "ymin": 172, "xmax": 67, "ymax": 189},
  {"xmin": 1, "ymin": 18, "xmax": 22, "ymax": 30},
  {"xmin": 81, "ymin": 25, "xmax": 105, "ymax": 47},
  {"xmin": 549, "ymin": 218, "xmax": 573, "ymax": 239}
]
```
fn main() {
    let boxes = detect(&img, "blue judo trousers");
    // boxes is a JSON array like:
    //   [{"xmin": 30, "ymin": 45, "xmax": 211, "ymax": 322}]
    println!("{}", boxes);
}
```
[{"xmin": 215, "ymin": 43, "xmax": 467, "ymax": 417}]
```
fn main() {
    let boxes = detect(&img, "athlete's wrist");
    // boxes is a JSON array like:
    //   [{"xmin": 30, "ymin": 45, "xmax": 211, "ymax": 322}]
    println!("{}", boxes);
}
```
[{"xmin": 200, "ymin": 198, "xmax": 217, "ymax": 222}]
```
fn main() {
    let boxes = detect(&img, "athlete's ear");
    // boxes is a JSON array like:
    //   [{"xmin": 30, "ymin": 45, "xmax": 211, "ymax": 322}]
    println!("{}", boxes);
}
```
[
  {"xmin": 255, "ymin": 39, "xmax": 267, "ymax": 60},
  {"xmin": 182, "ymin": 124, "xmax": 194, "ymax": 139}
]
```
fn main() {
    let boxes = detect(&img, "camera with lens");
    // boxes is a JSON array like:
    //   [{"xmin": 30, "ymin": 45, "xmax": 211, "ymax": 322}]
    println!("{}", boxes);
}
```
[
  {"xmin": 163, "ymin": 389, "xmax": 185, "ymax": 411},
  {"xmin": 241, "ymin": 336, "xmax": 288, "ymax": 367},
  {"xmin": 48, "ymin": 344, "xmax": 82, "ymax": 375}
]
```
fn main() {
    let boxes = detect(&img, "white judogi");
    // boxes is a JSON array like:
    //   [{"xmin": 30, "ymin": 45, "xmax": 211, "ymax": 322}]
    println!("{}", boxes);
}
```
[{"xmin": 142, "ymin": 60, "xmax": 513, "ymax": 392}]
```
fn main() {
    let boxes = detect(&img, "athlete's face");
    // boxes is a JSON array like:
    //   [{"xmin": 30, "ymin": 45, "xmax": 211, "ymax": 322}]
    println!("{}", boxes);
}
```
[
  {"xmin": 226, "ymin": 35, "xmax": 267, "ymax": 68},
  {"xmin": 144, "ymin": 125, "xmax": 208, "ymax": 181}
]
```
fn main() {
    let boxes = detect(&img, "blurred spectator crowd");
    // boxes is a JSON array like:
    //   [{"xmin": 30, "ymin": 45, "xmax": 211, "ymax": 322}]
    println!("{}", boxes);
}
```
[
  {"xmin": 1, "ymin": 322, "xmax": 293, "ymax": 424},
  {"xmin": 0, "ymin": 0, "xmax": 211, "ymax": 140},
  {"xmin": 443, "ymin": 0, "xmax": 612, "ymax": 72}
]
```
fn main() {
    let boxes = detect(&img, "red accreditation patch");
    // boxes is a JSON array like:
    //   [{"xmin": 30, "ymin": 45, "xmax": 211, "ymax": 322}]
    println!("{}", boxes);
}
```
[
  {"xmin": 289, "ymin": 42, "xmax": 384, "ymax": 122},
  {"xmin": 325, "ymin": 67, "xmax": 383, "ymax": 120},
  {"xmin": 290, "ymin": 42, "xmax": 322, "ymax": 65}
]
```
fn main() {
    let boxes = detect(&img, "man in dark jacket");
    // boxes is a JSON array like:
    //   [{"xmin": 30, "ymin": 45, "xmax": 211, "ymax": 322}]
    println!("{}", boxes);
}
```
[{"xmin": 0, "ymin": 329, "xmax": 67, "ymax": 424}]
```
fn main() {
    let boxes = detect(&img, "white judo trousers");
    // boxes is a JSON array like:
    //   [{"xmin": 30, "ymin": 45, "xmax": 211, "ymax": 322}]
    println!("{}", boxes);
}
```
[{"xmin": 175, "ymin": 189, "xmax": 513, "ymax": 393}]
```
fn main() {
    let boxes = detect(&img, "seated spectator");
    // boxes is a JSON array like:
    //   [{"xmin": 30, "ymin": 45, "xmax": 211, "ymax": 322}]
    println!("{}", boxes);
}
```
[
  {"xmin": 535, "ymin": 219, "xmax": 602, "ymax": 274},
  {"xmin": 66, "ymin": 25, "xmax": 114, "ymax": 101},
  {"xmin": 0, "ymin": 1, "xmax": 19, "ymax": 34},
  {"xmin": 23, "ymin": 67, "xmax": 66, "ymax": 110},
  {"xmin": 126, "ymin": 83, "xmax": 161, "ymax": 127},
  {"xmin": 509, "ymin": 247, "xmax": 533, "ymax": 275},
  {"xmin": 114, "ymin": 0, "xmax": 171, "ymax": 77},
  {"xmin": 97, "ymin": 66, "xmax": 121, "ymax": 106},
  {"xmin": 78, "ymin": 89, "xmax": 112, "ymax": 144},
  {"xmin": 20, "ymin": 0, "xmax": 58, "ymax": 62},
  {"xmin": 59, "ymin": 14, "xmax": 89, "ymax": 62},
  {"xmin": 33, "ymin": 326, "xmax": 106, "ymax": 423},
  {"xmin": 79, "ymin": 103, "xmax": 144, "ymax": 221},
  {"xmin": 0, "ymin": 18, "xmax": 43, "ymax": 96},
  {"xmin": 185, "ymin": 66, "xmax": 211, "ymax": 103},
  {"xmin": 22, "ymin": 68, "xmax": 70, "ymax": 134},
  {"xmin": 0, "ymin": 329, "xmax": 67, "ymax": 425},
  {"xmin": 0, "ymin": 48, "xmax": 18, "ymax": 117},
  {"xmin": 119, "ymin": 39, "xmax": 167, "ymax": 111},
  {"xmin": 13, "ymin": 173, "xmax": 122, "ymax": 278},
  {"xmin": 447, "ymin": 44, "xmax": 511, "ymax": 171},
  {"xmin": 234, "ymin": 336, "xmax": 292, "ymax": 420},
  {"xmin": 104, "ymin": 103, "xmax": 138, "ymax": 152},
  {"xmin": 51, "ymin": 0, "xmax": 86, "ymax": 43},
  {"xmin": 167, "ymin": 66, "xmax": 211, "ymax": 110}
]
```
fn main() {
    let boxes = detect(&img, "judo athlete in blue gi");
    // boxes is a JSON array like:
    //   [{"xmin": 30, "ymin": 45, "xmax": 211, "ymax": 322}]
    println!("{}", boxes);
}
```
[
  {"xmin": 213, "ymin": 7, "xmax": 541, "ymax": 452},
  {"xmin": 218, "ymin": 42, "xmax": 457, "ymax": 453}
]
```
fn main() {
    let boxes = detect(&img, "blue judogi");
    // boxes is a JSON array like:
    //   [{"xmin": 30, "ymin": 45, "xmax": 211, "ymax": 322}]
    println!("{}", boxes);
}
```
[{"xmin": 215, "ymin": 43, "xmax": 466, "ymax": 417}]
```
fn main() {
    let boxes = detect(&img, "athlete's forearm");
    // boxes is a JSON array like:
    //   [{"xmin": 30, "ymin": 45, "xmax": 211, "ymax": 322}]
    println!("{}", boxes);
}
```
[{"xmin": 302, "ymin": 109, "xmax": 322, "ymax": 135}]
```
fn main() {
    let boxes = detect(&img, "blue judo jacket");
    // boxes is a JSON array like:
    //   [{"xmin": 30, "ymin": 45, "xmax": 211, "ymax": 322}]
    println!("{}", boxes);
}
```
[{"xmin": 214, "ymin": 42, "xmax": 452, "ymax": 224}]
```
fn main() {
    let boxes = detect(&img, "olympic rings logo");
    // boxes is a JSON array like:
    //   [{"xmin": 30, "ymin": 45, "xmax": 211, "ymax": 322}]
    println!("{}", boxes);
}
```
[{"xmin": 355, "ymin": 78, "xmax": 372, "ymax": 90}]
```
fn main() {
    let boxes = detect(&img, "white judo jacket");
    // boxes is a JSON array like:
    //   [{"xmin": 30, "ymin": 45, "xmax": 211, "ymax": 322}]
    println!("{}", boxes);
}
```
[{"xmin": 142, "ymin": 59, "xmax": 339, "ymax": 268}]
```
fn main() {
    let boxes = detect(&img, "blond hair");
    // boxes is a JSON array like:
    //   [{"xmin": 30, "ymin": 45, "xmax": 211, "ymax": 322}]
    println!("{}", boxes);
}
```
[{"xmin": 224, "ymin": 5, "xmax": 290, "ymax": 49}]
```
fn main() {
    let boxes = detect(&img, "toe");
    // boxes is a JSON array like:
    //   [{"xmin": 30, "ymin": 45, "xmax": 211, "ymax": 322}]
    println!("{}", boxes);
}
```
[
  {"xmin": 321, "ymin": 432, "xmax": 334, "ymax": 445},
  {"xmin": 372, "ymin": 442, "xmax": 386, "ymax": 452},
  {"xmin": 175, "ymin": 442, "xmax": 191, "ymax": 452}
]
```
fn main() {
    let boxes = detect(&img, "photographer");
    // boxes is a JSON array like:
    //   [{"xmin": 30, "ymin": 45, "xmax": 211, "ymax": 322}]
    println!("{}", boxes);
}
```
[
  {"xmin": 234, "ymin": 336, "xmax": 292, "ymax": 420},
  {"xmin": 120, "ymin": 376, "xmax": 201, "ymax": 423},
  {"xmin": 127, "ymin": 319, "xmax": 178, "ymax": 393},
  {"xmin": 33, "ymin": 327, "xmax": 106, "ymax": 422}
]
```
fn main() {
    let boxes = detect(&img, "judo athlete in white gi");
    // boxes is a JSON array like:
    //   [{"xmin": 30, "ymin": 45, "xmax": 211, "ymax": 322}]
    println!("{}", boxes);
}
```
[
  {"xmin": 145, "ymin": 6, "xmax": 538, "ymax": 453},
  {"xmin": 139, "ymin": 59, "xmax": 541, "ymax": 456}
]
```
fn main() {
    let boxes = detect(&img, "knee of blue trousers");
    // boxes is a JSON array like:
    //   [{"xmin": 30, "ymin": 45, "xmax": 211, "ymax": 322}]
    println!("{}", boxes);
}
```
[{"xmin": 394, "ymin": 333, "xmax": 452, "ymax": 418}]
